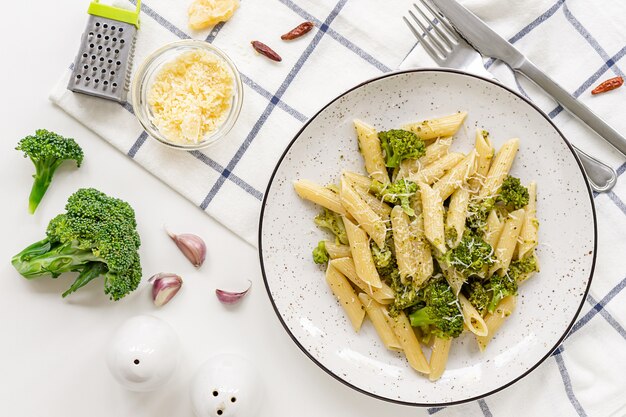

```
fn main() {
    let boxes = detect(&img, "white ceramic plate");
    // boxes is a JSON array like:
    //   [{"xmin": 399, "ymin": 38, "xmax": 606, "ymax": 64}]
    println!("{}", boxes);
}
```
[{"xmin": 259, "ymin": 69, "xmax": 596, "ymax": 406}]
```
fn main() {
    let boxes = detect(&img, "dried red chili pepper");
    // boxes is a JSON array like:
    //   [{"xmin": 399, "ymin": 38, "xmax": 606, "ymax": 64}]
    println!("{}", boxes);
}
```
[
  {"xmin": 281, "ymin": 21, "xmax": 315, "ymax": 40},
  {"xmin": 251, "ymin": 41, "xmax": 282, "ymax": 62},
  {"xmin": 591, "ymin": 76, "xmax": 623, "ymax": 95}
]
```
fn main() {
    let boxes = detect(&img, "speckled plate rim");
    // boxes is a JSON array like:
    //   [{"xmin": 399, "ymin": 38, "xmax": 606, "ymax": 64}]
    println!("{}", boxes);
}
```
[{"xmin": 258, "ymin": 68, "xmax": 597, "ymax": 407}]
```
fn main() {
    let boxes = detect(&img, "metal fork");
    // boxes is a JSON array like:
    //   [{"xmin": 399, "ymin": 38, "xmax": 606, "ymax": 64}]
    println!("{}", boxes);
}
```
[{"xmin": 403, "ymin": 0, "xmax": 617, "ymax": 193}]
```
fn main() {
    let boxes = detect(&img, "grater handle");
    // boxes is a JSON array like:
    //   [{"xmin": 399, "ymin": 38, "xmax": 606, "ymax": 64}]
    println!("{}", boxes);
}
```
[{"xmin": 88, "ymin": 0, "xmax": 141, "ymax": 28}]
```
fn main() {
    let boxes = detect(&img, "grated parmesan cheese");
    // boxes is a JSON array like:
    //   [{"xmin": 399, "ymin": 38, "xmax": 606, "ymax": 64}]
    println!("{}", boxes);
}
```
[{"xmin": 147, "ymin": 49, "xmax": 234, "ymax": 145}]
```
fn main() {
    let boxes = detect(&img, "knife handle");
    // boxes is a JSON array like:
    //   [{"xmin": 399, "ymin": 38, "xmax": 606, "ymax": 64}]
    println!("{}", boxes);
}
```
[{"xmin": 516, "ymin": 60, "xmax": 626, "ymax": 157}]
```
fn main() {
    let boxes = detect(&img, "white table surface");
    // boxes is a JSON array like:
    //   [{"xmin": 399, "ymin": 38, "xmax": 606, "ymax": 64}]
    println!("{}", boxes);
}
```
[{"xmin": 0, "ymin": 2, "xmax": 438, "ymax": 416}]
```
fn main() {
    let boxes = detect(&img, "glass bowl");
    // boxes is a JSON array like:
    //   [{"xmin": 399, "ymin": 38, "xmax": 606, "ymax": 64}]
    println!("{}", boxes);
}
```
[{"xmin": 131, "ymin": 40, "xmax": 243, "ymax": 150}]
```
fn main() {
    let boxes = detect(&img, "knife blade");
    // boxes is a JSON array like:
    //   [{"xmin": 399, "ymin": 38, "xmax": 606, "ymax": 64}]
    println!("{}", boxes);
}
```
[{"xmin": 430, "ymin": 0, "xmax": 626, "ymax": 157}]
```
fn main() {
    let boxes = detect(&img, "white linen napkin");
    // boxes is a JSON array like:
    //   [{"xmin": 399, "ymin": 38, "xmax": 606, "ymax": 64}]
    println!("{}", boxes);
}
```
[{"xmin": 51, "ymin": 0, "xmax": 626, "ymax": 415}]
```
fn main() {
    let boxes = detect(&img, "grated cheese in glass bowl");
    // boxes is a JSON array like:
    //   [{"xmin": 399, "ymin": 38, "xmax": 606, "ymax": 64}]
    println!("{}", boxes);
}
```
[{"xmin": 132, "ymin": 40, "xmax": 243, "ymax": 150}]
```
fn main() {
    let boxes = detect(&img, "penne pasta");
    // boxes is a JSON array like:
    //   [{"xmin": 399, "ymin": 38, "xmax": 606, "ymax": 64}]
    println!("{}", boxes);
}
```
[
  {"xmin": 468, "ymin": 129, "xmax": 494, "ymax": 192},
  {"xmin": 419, "ymin": 181, "xmax": 447, "ymax": 253},
  {"xmin": 438, "ymin": 258, "xmax": 465, "ymax": 296},
  {"xmin": 402, "ymin": 112, "xmax": 467, "ymax": 140},
  {"xmin": 340, "ymin": 176, "xmax": 387, "ymax": 248},
  {"xmin": 359, "ymin": 293, "xmax": 402, "ymax": 351},
  {"xmin": 484, "ymin": 209, "xmax": 504, "ymax": 249},
  {"xmin": 385, "ymin": 310, "xmax": 431, "ymax": 374},
  {"xmin": 325, "ymin": 264, "xmax": 365, "ymax": 332},
  {"xmin": 518, "ymin": 252, "xmax": 540, "ymax": 284},
  {"xmin": 342, "ymin": 171, "xmax": 372, "ymax": 190},
  {"xmin": 445, "ymin": 187, "xmax": 471, "ymax": 248},
  {"xmin": 342, "ymin": 218, "xmax": 383, "ymax": 289},
  {"xmin": 433, "ymin": 150, "xmax": 477, "ymax": 201},
  {"xmin": 479, "ymin": 138, "xmax": 520, "ymax": 199},
  {"xmin": 357, "ymin": 187, "xmax": 392, "ymax": 220},
  {"xmin": 517, "ymin": 182, "xmax": 538, "ymax": 260},
  {"xmin": 409, "ymin": 217, "xmax": 434, "ymax": 287},
  {"xmin": 476, "ymin": 296, "xmax": 516, "ymax": 351},
  {"xmin": 490, "ymin": 209, "xmax": 526, "ymax": 276},
  {"xmin": 354, "ymin": 119, "xmax": 389, "ymax": 184},
  {"xmin": 293, "ymin": 179, "xmax": 347, "ymax": 215},
  {"xmin": 330, "ymin": 257, "xmax": 394, "ymax": 304},
  {"xmin": 458, "ymin": 294, "xmax": 488, "ymax": 336},
  {"xmin": 429, "ymin": 337, "xmax": 452, "ymax": 381},
  {"xmin": 391, "ymin": 206, "xmax": 419, "ymax": 283},
  {"xmin": 407, "ymin": 152, "xmax": 464, "ymax": 185},
  {"xmin": 398, "ymin": 138, "xmax": 452, "ymax": 179},
  {"xmin": 325, "ymin": 241, "xmax": 352, "ymax": 259}
]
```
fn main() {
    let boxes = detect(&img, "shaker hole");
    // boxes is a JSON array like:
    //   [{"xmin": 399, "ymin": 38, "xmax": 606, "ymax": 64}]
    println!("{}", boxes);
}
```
[
  {"xmin": 217, "ymin": 410, "xmax": 223, "ymax": 416},
  {"xmin": 231, "ymin": 397, "xmax": 236, "ymax": 403},
  {"xmin": 133, "ymin": 359, "xmax": 140, "ymax": 365},
  {"xmin": 212, "ymin": 390, "xmax": 218, "ymax": 397}
]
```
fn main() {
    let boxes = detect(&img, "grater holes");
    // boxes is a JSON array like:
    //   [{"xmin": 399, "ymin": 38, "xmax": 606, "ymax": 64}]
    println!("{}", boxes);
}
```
[
  {"xmin": 106, "ymin": 47, "xmax": 111, "ymax": 52},
  {"xmin": 116, "ymin": 61, "xmax": 121, "ymax": 66},
  {"xmin": 110, "ymin": 71, "xmax": 115, "ymax": 75},
  {"xmin": 101, "ymin": 68, "xmax": 107, "ymax": 73},
  {"xmin": 112, "ymin": 37, "xmax": 117, "ymax": 42},
  {"xmin": 95, "ymin": 22, "xmax": 100, "ymax": 27},
  {"xmin": 120, "ymin": 39, "xmax": 125, "ymax": 44},
  {"xmin": 89, "ymin": 44, "xmax": 94, "ymax": 48},
  {"xmin": 76, "ymin": 74, "xmax": 82, "ymax": 79},
  {"xmin": 97, "ymin": 34, "xmax": 102, "ymax": 39},
  {"xmin": 103, "ymin": 23, "xmax": 108, "ymax": 28},
  {"xmin": 92, "ymin": 66, "xmax": 97, "ymax": 71},
  {"xmin": 118, "ymin": 27, "xmax": 124, "ymax": 32},
  {"xmin": 86, "ymin": 76, "xmax": 91, "ymax": 81},
  {"xmin": 112, "ymin": 82, "xmax": 118, "ymax": 88},
  {"xmin": 111, "ymin": 25, "xmax": 116, "ymax": 30},
  {"xmin": 95, "ymin": 79, "xmax": 99, "ymax": 83},
  {"xmin": 103, "ymin": 80, "xmax": 108, "ymax": 85},
  {"xmin": 108, "ymin": 59, "xmax": 113, "ymax": 64},
  {"xmin": 114, "ymin": 49, "xmax": 120, "ymax": 54},
  {"xmin": 91, "ymin": 55, "xmax": 96, "ymax": 60},
  {"xmin": 100, "ymin": 57, "xmax": 105, "ymax": 62},
  {"xmin": 105, "ymin": 35, "xmax": 110, "ymax": 41},
  {"xmin": 82, "ymin": 53, "xmax": 88, "ymax": 58},
  {"xmin": 83, "ymin": 64, "xmax": 89, "ymax": 70},
  {"xmin": 98, "ymin": 46, "xmax": 103, "ymax": 50}
]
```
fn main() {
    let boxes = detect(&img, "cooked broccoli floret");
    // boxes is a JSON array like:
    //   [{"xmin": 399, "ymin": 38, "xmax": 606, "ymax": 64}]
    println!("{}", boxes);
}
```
[
  {"xmin": 497, "ymin": 176, "xmax": 529, "ymax": 211},
  {"xmin": 387, "ymin": 269, "xmax": 421, "ymax": 316},
  {"xmin": 464, "ymin": 278, "xmax": 490, "ymax": 315},
  {"xmin": 507, "ymin": 255, "xmax": 539, "ymax": 282},
  {"xmin": 466, "ymin": 197, "xmax": 495, "ymax": 232},
  {"xmin": 485, "ymin": 272, "xmax": 517, "ymax": 314},
  {"xmin": 409, "ymin": 278, "xmax": 463, "ymax": 339},
  {"xmin": 444, "ymin": 231, "xmax": 494, "ymax": 276},
  {"xmin": 11, "ymin": 188, "xmax": 142, "ymax": 301},
  {"xmin": 16, "ymin": 129, "xmax": 84, "ymax": 214},
  {"xmin": 312, "ymin": 241, "xmax": 329, "ymax": 264},
  {"xmin": 378, "ymin": 129, "xmax": 426, "ymax": 168},
  {"xmin": 314, "ymin": 208, "xmax": 348, "ymax": 245},
  {"xmin": 370, "ymin": 178, "xmax": 418, "ymax": 216}
]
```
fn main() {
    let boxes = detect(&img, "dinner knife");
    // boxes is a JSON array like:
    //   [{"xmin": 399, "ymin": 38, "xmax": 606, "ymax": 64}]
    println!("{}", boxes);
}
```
[{"xmin": 430, "ymin": 0, "xmax": 626, "ymax": 157}]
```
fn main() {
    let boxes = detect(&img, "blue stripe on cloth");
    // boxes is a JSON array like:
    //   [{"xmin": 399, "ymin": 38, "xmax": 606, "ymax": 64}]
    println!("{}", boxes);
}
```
[
  {"xmin": 127, "ymin": 131, "xmax": 148, "ymax": 157},
  {"xmin": 617, "ymin": 161, "xmax": 626, "ymax": 176},
  {"xmin": 569, "ymin": 274, "xmax": 626, "ymax": 336},
  {"xmin": 485, "ymin": 0, "xmax": 566, "ymax": 69},
  {"xmin": 189, "ymin": 151, "xmax": 263, "ymax": 200},
  {"xmin": 205, "ymin": 21, "xmax": 226, "ymax": 43},
  {"xmin": 548, "ymin": 44, "xmax": 626, "ymax": 118},
  {"xmin": 239, "ymin": 73, "xmax": 308, "ymax": 123},
  {"xmin": 277, "ymin": 0, "xmax": 392, "ymax": 73},
  {"xmin": 562, "ymin": 4, "xmax": 625, "ymax": 78},
  {"xmin": 129, "ymin": 0, "xmax": 191, "ymax": 39},
  {"xmin": 199, "ymin": 0, "xmax": 349, "ymax": 210},
  {"xmin": 478, "ymin": 399, "xmax": 493, "ymax": 417},
  {"xmin": 586, "ymin": 295, "xmax": 626, "ymax": 340},
  {"xmin": 427, "ymin": 407, "xmax": 444, "ymax": 415},
  {"xmin": 553, "ymin": 347, "xmax": 588, "ymax": 417},
  {"xmin": 607, "ymin": 190, "xmax": 626, "ymax": 215}
]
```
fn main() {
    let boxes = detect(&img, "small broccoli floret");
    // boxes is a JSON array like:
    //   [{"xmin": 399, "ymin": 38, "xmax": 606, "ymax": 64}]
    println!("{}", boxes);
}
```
[
  {"xmin": 507, "ymin": 255, "xmax": 539, "ymax": 282},
  {"xmin": 464, "ymin": 278, "xmax": 490, "ymax": 315},
  {"xmin": 497, "ymin": 176, "xmax": 529, "ymax": 211},
  {"xmin": 445, "ymin": 231, "xmax": 495, "ymax": 276},
  {"xmin": 314, "ymin": 208, "xmax": 348, "ymax": 245},
  {"xmin": 312, "ymin": 241, "xmax": 329, "ymax": 264},
  {"xmin": 485, "ymin": 272, "xmax": 517, "ymax": 314},
  {"xmin": 466, "ymin": 197, "xmax": 495, "ymax": 232},
  {"xmin": 370, "ymin": 178, "xmax": 418, "ymax": 216},
  {"xmin": 16, "ymin": 129, "xmax": 84, "ymax": 214},
  {"xmin": 371, "ymin": 233, "xmax": 398, "ymax": 279},
  {"xmin": 387, "ymin": 269, "xmax": 421, "ymax": 316},
  {"xmin": 378, "ymin": 129, "xmax": 426, "ymax": 168},
  {"xmin": 409, "ymin": 278, "xmax": 463, "ymax": 339},
  {"xmin": 11, "ymin": 188, "xmax": 142, "ymax": 301}
]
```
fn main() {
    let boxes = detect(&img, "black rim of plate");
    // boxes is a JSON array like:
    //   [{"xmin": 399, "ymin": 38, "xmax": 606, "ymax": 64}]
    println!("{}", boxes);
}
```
[{"xmin": 257, "ymin": 68, "xmax": 597, "ymax": 407}]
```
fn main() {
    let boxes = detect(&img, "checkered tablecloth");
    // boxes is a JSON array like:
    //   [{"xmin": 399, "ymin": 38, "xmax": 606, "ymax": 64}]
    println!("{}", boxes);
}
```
[{"xmin": 51, "ymin": 0, "xmax": 626, "ymax": 415}]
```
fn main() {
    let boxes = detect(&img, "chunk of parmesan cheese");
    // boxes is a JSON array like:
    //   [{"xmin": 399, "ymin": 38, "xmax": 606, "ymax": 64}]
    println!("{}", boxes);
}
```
[
  {"xmin": 147, "ymin": 49, "xmax": 234, "ymax": 145},
  {"xmin": 188, "ymin": 0, "xmax": 239, "ymax": 30}
]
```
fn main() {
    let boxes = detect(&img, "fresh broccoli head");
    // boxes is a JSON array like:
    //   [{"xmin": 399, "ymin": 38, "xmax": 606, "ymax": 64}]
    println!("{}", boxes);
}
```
[
  {"xmin": 16, "ymin": 129, "xmax": 84, "ymax": 214},
  {"xmin": 11, "ymin": 188, "xmax": 142, "ymax": 301},
  {"xmin": 464, "ymin": 278, "xmax": 490, "ymax": 315},
  {"xmin": 497, "ymin": 176, "xmax": 529, "ymax": 211},
  {"xmin": 370, "ymin": 178, "xmax": 418, "ymax": 216},
  {"xmin": 314, "ymin": 208, "xmax": 348, "ymax": 245},
  {"xmin": 378, "ymin": 129, "xmax": 426, "ymax": 168},
  {"xmin": 444, "ymin": 231, "xmax": 495, "ymax": 276},
  {"xmin": 409, "ymin": 277, "xmax": 464, "ymax": 339},
  {"xmin": 312, "ymin": 241, "xmax": 329, "ymax": 264}
]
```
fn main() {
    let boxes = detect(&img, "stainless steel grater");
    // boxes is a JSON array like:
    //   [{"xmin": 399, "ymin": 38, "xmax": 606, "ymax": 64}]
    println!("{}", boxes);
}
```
[{"xmin": 67, "ymin": 0, "xmax": 141, "ymax": 103}]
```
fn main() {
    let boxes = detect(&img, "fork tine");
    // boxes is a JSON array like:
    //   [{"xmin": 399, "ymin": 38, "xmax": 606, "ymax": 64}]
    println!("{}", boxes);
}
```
[
  {"xmin": 403, "ymin": 16, "xmax": 443, "ymax": 62},
  {"xmin": 408, "ymin": 10, "xmax": 447, "ymax": 57},
  {"xmin": 415, "ymin": 1, "xmax": 455, "ymax": 47},
  {"xmin": 410, "ymin": 5, "xmax": 451, "ymax": 53},
  {"xmin": 420, "ymin": 0, "xmax": 459, "ymax": 42}
]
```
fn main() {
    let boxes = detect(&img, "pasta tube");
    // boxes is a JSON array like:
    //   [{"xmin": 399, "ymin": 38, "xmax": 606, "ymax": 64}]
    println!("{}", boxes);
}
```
[
  {"xmin": 517, "ymin": 182, "xmax": 538, "ymax": 260},
  {"xmin": 354, "ymin": 119, "xmax": 389, "ymax": 184},
  {"xmin": 293, "ymin": 179, "xmax": 347, "ymax": 215},
  {"xmin": 341, "ymin": 218, "xmax": 383, "ymax": 289},
  {"xmin": 429, "ymin": 337, "xmax": 452, "ymax": 381},
  {"xmin": 391, "ymin": 206, "xmax": 419, "ymax": 283},
  {"xmin": 484, "ymin": 209, "xmax": 504, "ymax": 249},
  {"xmin": 330, "ymin": 257, "xmax": 394, "ymax": 304},
  {"xmin": 445, "ymin": 187, "xmax": 471, "ymax": 248},
  {"xmin": 407, "ymin": 152, "xmax": 464, "ymax": 185},
  {"xmin": 458, "ymin": 294, "xmax": 488, "ymax": 336},
  {"xmin": 385, "ymin": 310, "xmax": 431, "ymax": 374},
  {"xmin": 432, "ymin": 150, "xmax": 477, "ymax": 201},
  {"xmin": 409, "ymin": 217, "xmax": 434, "ymax": 287},
  {"xmin": 468, "ymin": 129, "xmax": 494, "ymax": 191},
  {"xmin": 419, "ymin": 181, "xmax": 447, "ymax": 253},
  {"xmin": 476, "ymin": 295, "xmax": 516, "ymax": 351},
  {"xmin": 340, "ymin": 177, "xmax": 387, "ymax": 248},
  {"xmin": 402, "ymin": 112, "xmax": 467, "ymax": 140},
  {"xmin": 398, "ymin": 138, "xmax": 452, "ymax": 179},
  {"xmin": 490, "ymin": 209, "xmax": 526, "ymax": 276},
  {"xmin": 479, "ymin": 138, "xmax": 520, "ymax": 198},
  {"xmin": 325, "ymin": 241, "xmax": 352, "ymax": 259},
  {"xmin": 358, "ymin": 293, "xmax": 402, "ymax": 351},
  {"xmin": 325, "ymin": 264, "xmax": 365, "ymax": 332}
]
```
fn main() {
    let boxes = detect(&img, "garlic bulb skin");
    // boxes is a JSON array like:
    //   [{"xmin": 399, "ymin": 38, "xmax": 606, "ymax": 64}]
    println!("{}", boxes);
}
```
[
  {"xmin": 191, "ymin": 354, "xmax": 261, "ymax": 417},
  {"xmin": 106, "ymin": 315, "xmax": 180, "ymax": 392}
]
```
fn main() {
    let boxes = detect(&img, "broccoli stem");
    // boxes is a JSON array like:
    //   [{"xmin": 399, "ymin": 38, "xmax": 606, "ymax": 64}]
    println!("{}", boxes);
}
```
[
  {"xmin": 28, "ymin": 161, "xmax": 60, "ymax": 214},
  {"xmin": 11, "ymin": 240, "xmax": 100, "ymax": 279},
  {"xmin": 62, "ymin": 263, "xmax": 108, "ymax": 298}
]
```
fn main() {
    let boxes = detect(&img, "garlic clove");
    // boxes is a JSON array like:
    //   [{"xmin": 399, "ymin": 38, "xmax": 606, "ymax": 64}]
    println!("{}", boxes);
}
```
[
  {"xmin": 149, "ymin": 273, "xmax": 183, "ymax": 307},
  {"xmin": 167, "ymin": 229, "xmax": 206, "ymax": 267},
  {"xmin": 216, "ymin": 280, "xmax": 251, "ymax": 304}
]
